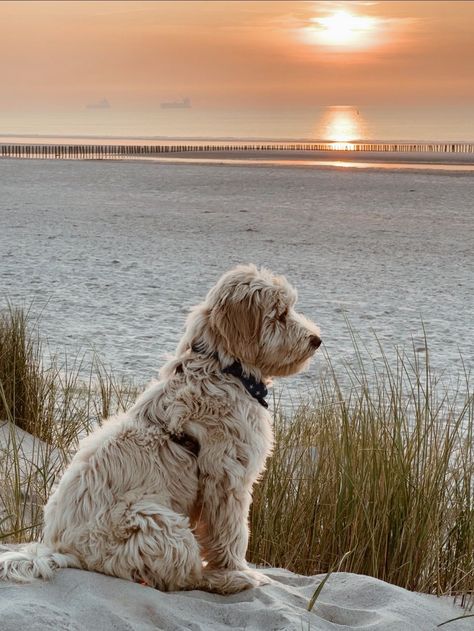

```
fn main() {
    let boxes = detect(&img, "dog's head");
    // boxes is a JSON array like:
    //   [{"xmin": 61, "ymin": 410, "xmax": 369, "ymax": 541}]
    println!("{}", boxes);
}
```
[{"xmin": 202, "ymin": 264, "xmax": 321, "ymax": 378}]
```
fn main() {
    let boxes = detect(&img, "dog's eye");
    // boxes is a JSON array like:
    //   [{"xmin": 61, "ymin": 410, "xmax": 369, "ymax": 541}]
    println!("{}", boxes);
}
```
[{"xmin": 277, "ymin": 309, "xmax": 288, "ymax": 323}]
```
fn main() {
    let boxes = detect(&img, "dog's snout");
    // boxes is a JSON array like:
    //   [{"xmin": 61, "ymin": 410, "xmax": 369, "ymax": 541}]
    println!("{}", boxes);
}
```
[{"xmin": 310, "ymin": 335, "xmax": 321, "ymax": 349}]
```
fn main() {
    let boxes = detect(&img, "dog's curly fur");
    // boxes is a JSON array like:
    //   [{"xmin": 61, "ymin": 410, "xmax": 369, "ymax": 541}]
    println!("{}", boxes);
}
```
[{"xmin": 0, "ymin": 264, "xmax": 320, "ymax": 594}]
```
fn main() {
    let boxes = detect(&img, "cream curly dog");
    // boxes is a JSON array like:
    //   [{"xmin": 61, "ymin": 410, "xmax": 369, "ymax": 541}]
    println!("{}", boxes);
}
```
[{"xmin": 0, "ymin": 264, "xmax": 321, "ymax": 594}]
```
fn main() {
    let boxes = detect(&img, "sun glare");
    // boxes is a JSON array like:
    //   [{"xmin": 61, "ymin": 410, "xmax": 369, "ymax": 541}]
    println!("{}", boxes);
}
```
[
  {"xmin": 315, "ymin": 106, "xmax": 368, "ymax": 146},
  {"xmin": 303, "ymin": 10, "xmax": 378, "ymax": 48}
]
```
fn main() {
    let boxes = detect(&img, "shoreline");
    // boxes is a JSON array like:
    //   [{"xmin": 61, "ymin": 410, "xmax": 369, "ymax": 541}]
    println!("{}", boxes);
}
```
[
  {"xmin": 161, "ymin": 149, "xmax": 474, "ymax": 164},
  {"xmin": 2, "ymin": 151, "xmax": 474, "ymax": 173},
  {"xmin": 124, "ymin": 152, "xmax": 474, "ymax": 173}
]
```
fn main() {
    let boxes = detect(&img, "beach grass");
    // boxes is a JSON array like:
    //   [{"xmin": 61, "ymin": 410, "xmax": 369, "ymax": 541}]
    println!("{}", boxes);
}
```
[
  {"xmin": 0, "ymin": 305, "xmax": 137, "ymax": 542},
  {"xmin": 248, "ymin": 331, "xmax": 473, "ymax": 608},
  {"xmin": 0, "ymin": 307, "xmax": 472, "ymax": 607}
]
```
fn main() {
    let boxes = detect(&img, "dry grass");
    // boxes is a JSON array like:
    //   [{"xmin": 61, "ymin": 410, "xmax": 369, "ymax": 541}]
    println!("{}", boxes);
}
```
[
  {"xmin": 0, "ymin": 305, "xmax": 137, "ymax": 542},
  {"xmin": 249, "ymin": 334, "xmax": 473, "ymax": 608},
  {"xmin": 0, "ymin": 307, "xmax": 472, "ymax": 607}
]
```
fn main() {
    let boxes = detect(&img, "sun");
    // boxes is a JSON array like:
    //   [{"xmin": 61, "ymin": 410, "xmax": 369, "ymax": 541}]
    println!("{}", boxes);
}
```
[{"xmin": 302, "ymin": 10, "xmax": 377, "ymax": 48}]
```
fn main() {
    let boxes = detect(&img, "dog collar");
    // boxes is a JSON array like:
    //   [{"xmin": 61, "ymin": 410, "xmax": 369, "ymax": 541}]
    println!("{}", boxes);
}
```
[
  {"xmin": 222, "ymin": 361, "xmax": 269, "ymax": 409},
  {"xmin": 191, "ymin": 343, "xmax": 268, "ymax": 408}
]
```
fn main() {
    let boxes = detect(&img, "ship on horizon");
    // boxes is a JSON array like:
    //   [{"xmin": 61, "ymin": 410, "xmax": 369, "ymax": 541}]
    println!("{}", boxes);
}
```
[
  {"xmin": 160, "ymin": 97, "xmax": 191, "ymax": 109},
  {"xmin": 86, "ymin": 98, "xmax": 110, "ymax": 110}
]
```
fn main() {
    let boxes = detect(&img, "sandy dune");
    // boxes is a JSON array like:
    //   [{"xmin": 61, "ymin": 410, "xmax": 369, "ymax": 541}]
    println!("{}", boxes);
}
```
[{"xmin": 0, "ymin": 565, "xmax": 471, "ymax": 630}]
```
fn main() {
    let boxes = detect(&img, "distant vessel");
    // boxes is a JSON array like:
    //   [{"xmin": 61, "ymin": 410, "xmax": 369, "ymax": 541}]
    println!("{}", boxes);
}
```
[
  {"xmin": 86, "ymin": 98, "xmax": 110, "ymax": 110},
  {"xmin": 160, "ymin": 97, "xmax": 191, "ymax": 109}
]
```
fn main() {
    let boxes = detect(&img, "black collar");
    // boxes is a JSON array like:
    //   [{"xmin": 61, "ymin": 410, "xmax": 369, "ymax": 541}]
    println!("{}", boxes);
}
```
[
  {"xmin": 191, "ymin": 343, "xmax": 268, "ymax": 408},
  {"xmin": 222, "ymin": 361, "xmax": 268, "ymax": 408}
]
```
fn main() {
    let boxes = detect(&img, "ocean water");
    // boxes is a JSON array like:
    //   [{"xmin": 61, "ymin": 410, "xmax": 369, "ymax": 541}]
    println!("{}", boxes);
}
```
[
  {"xmin": 1, "ymin": 105, "xmax": 473, "ymax": 143},
  {"xmin": 0, "ymin": 159, "xmax": 473, "ymax": 399}
]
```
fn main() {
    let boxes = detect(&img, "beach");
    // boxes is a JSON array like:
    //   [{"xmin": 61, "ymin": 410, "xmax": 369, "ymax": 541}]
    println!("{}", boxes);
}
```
[
  {"xmin": 0, "ymin": 156, "xmax": 473, "ymax": 396},
  {"xmin": 0, "ymin": 564, "xmax": 472, "ymax": 630}
]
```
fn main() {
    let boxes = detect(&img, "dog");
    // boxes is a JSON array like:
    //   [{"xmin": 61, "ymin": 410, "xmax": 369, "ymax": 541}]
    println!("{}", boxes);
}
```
[{"xmin": 0, "ymin": 264, "xmax": 321, "ymax": 594}]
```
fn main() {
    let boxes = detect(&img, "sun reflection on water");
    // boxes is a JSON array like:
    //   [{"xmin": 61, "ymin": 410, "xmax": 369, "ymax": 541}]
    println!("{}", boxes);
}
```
[{"xmin": 316, "ymin": 106, "xmax": 368, "ymax": 149}]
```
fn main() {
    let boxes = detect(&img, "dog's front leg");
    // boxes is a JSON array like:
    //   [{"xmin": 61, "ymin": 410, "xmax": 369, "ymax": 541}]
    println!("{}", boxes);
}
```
[
  {"xmin": 195, "ymin": 447, "xmax": 270, "ymax": 593},
  {"xmin": 199, "ymin": 472, "xmax": 250, "ymax": 570}
]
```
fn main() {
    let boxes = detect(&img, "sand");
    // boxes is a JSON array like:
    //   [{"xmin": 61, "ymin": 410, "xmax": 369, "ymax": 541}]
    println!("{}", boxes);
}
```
[
  {"xmin": 0, "ymin": 422, "xmax": 64, "ymax": 533},
  {"xmin": 0, "ymin": 564, "xmax": 471, "ymax": 630},
  {"xmin": 1, "ymin": 158, "xmax": 473, "ymax": 396},
  {"xmin": 0, "ymin": 421, "xmax": 62, "ymax": 471}
]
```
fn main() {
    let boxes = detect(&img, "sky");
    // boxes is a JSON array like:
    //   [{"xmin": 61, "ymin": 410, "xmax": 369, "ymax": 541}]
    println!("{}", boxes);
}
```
[{"xmin": 0, "ymin": 0, "xmax": 473, "ymax": 112}]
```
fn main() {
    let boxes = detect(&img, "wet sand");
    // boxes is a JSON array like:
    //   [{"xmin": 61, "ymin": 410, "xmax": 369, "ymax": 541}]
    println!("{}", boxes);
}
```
[
  {"xmin": 0, "ymin": 158, "xmax": 473, "ymax": 395},
  {"xmin": 125, "ymin": 148, "xmax": 474, "ymax": 173},
  {"xmin": 158, "ymin": 148, "xmax": 474, "ymax": 164}
]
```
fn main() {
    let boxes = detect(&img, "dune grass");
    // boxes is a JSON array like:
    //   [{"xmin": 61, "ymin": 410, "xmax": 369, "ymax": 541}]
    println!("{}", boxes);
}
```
[
  {"xmin": 0, "ymin": 307, "xmax": 472, "ymax": 607},
  {"xmin": 0, "ymin": 305, "xmax": 137, "ymax": 542},
  {"xmin": 248, "ymin": 334, "xmax": 473, "ymax": 608}
]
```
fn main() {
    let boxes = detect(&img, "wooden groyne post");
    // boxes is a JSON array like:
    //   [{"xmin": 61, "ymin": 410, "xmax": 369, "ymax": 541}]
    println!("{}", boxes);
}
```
[{"xmin": 1, "ymin": 141, "xmax": 474, "ymax": 160}]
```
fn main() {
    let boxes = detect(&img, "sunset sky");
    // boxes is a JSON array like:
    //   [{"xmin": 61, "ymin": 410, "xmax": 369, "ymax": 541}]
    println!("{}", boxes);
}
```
[{"xmin": 1, "ymin": 0, "xmax": 473, "ymax": 112}]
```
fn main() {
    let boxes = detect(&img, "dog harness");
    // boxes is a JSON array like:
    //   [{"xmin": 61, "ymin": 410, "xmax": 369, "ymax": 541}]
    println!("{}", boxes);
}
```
[
  {"xmin": 166, "ymin": 362, "xmax": 200, "ymax": 457},
  {"xmin": 169, "ymin": 431, "xmax": 200, "ymax": 457}
]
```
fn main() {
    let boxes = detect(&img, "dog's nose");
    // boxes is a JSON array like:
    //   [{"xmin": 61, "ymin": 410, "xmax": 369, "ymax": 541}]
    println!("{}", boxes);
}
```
[{"xmin": 310, "ymin": 335, "xmax": 321, "ymax": 349}]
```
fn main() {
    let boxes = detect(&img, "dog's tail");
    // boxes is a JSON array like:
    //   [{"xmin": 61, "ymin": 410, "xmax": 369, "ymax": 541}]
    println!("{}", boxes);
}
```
[{"xmin": 0, "ymin": 542, "xmax": 81, "ymax": 583}]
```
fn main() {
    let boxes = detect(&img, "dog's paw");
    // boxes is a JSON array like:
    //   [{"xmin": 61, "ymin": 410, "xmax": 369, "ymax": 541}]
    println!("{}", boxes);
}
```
[
  {"xmin": 199, "ymin": 568, "xmax": 271, "ymax": 594},
  {"xmin": 244, "ymin": 569, "xmax": 271, "ymax": 588}
]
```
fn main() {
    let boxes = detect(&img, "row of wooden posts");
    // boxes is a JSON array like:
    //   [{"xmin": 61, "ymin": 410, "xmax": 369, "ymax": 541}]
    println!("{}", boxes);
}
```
[{"xmin": 1, "ymin": 141, "xmax": 473, "ymax": 160}]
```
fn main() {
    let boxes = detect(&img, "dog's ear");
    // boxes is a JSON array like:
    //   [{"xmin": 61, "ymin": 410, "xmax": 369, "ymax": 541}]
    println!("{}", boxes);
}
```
[{"xmin": 210, "ymin": 288, "xmax": 263, "ymax": 363}]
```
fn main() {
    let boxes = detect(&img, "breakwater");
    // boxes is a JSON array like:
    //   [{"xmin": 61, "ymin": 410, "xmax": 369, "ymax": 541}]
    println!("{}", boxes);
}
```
[{"xmin": 1, "ymin": 141, "xmax": 474, "ymax": 160}]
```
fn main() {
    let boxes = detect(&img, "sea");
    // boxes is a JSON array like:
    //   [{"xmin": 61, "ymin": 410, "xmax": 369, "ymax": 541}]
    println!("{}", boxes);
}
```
[{"xmin": 1, "ymin": 104, "xmax": 474, "ymax": 144}]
